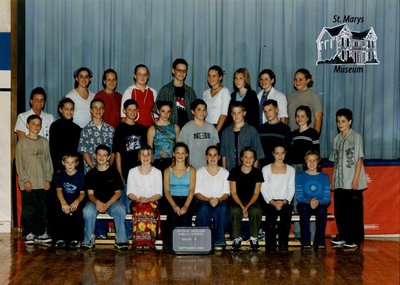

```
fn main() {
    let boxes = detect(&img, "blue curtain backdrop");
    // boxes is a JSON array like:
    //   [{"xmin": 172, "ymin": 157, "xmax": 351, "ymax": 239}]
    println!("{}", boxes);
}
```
[{"xmin": 25, "ymin": 0, "xmax": 399, "ymax": 159}]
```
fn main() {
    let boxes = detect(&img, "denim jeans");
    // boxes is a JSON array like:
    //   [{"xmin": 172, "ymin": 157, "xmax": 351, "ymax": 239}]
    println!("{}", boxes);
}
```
[
  {"xmin": 83, "ymin": 201, "xmax": 128, "ymax": 244},
  {"xmin": 297, "ymin": 203, "xmax": 327, "ymax": 246},
  {"xmin": 196, "ymin": 200, "xmax": 229, "ymax": 246}
]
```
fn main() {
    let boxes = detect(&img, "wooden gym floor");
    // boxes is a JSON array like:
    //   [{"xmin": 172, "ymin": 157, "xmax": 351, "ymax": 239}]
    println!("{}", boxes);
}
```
[{"xmin": 0, "ymin": 232, "xmax": 399, "ymax": 285}]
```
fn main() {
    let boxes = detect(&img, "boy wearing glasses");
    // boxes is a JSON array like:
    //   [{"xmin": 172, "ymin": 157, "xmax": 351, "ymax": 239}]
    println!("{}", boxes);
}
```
[{"xmin": 154, "ymin": 58, "xmax": 197, "ymax": 129}]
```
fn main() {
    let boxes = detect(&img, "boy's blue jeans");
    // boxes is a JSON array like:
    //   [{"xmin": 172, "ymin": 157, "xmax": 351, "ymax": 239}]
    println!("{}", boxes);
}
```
[
  {"xmin": 196, "ymin": 200, "xmax": 229, "ymax": 246},
  {"xmin": 83, "ymin": 201, "xmax": 128, "ymax": 244}
]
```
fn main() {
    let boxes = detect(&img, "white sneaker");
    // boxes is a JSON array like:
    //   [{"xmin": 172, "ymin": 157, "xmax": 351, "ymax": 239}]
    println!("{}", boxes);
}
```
[
  {"xmin": 82, "ymin": 236, "xmax": 95, "ymax": 249},
  {"xmin": 343, "ymin": 243, "xmax": 358, "ymax": 249},
  {"xmin": 331, "ymin": 238, "xmax": 345, "ymax": 246},
  {"xmin": 34, "ymin": 233, "xmax": 52, "ymax": 244},
  {"xmin": 25, "ymin": 233, "xmax": 36, "ymax": 245}
]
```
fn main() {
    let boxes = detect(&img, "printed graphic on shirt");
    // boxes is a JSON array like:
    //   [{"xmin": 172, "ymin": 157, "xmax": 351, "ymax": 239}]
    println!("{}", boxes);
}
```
[
  {"xmin": 193, "ymin": 132, "xmax": 211, "ymax": 139},
  {"xmin": 345, "ymin": 147, "xmax": 355, "ymax": 168},
  {"xmin": 125, "ymin": 135, "xmax": 143, "ymax": 152},
  {"xmin": 176, "ymin": 97, "xmax": 186, "ymax": 111},
  {"xmin": 63, "ymin": 182, "xmax": 77, "ymax": 194}
]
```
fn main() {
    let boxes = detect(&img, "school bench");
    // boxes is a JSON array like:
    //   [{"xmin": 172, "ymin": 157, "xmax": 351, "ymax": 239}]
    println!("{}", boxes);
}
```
[{"xmin": 95, "ymin": 213, "xmax": 335, "ymax": 248}]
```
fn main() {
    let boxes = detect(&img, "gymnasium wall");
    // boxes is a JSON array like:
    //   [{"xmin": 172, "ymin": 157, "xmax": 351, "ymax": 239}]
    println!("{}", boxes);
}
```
[{"xmin": 0, "ymin": 0, "xmax": 11, "ymax": 233}]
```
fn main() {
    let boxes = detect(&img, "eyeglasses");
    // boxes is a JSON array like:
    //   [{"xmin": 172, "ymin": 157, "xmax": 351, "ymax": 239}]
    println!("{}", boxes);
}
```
[{"xmin": 175, "ymin": 68, "xmax": 187, "ymax": 73}]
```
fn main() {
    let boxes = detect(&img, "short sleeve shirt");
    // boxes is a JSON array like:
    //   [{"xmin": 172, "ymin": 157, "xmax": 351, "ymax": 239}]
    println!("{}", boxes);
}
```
[
  {"xmin": 228, "ymin": 166, "xmax": 264, "ymax": 204},
  {"xmin": 85, "ymin": 166, "xmax": 123, "ymax": 203}
]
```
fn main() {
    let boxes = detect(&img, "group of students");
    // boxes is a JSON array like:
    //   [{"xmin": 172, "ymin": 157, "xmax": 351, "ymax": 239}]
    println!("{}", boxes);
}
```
[{"xmin": 14, "ymin": 58, "xmax": 367, "ymax": 253}]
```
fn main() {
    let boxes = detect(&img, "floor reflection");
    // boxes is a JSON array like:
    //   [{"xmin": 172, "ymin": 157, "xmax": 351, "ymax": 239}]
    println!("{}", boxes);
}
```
[{"xmin": 3, "ymin": 235, "xmax": 399, "ymax": 285}]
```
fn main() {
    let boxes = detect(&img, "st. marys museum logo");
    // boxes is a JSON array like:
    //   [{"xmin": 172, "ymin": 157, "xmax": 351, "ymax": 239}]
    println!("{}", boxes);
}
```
[{"xmin": 316, "ymin": 23, "xmax": 379, "ymax": 73}]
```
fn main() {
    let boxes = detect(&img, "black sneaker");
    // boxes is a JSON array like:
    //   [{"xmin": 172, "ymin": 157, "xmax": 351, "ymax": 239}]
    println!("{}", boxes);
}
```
[
  {"xmin": 34, "ymin": 233, "xmax": 52, "ymax": 244},
  {"xmin": 315, "ymin": 245, "xmax": 326, "ymax": 252},
  {"xmin": 114, "ymin": 242, "xmax": 129, "ymax": 251},
  {"xmin": 257, "ymin": 229, "xmax": 265, "ymax": 241},
  {"xmin": 250, "ymin": 239, "xmax": 260, "ymax": 252},
  {"xmin": 266, "ymin": 245, "xmax": 277, "ymax": 254},
  {"xmin": 331, "ymin": 237, "xmax": 345, "ymax": 247},
  {"xmin": 69, "ymin": 240, "xmax": 81, "ymax": 249},
  {"xmin": 55, "ymin": 240, "xmax": 66, "ymax": 249},
  {"xmin": 279, "ymin": 245, "xmax": 289, "ymax": 253},
  {"xmin": 301, "ymin": 245, "xmax": 312, "ymax": 253},
  {"xmin": 231, "ymin": 239, "xmax": 241, "ymax": 252},
  {"xmin": 24, "ymin": 233, "xmax": 36, "ymax": 245}
]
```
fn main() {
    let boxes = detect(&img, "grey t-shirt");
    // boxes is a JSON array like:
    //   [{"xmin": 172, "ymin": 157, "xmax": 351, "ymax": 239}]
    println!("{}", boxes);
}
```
[{"xmin": 178, "ymin": 121, "xmax": 219, "ymax": 169}]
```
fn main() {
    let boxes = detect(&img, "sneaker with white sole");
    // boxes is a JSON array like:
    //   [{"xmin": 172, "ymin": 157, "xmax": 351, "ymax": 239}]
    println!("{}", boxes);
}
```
[
  {"xmin": 114, "ymin": 242, "xmax": 129, "ymax": 250},
  {"xmin": 81, "ymin": 236, "xmax": 95, "ymax": 249},
  {"xmin": 250, "ymin": 239, "xmax": 260, "ymax": 252},
  {"xmin": 343, "ymin": 243, "xmax": 358, "ymax": 249},
  {"xmin": 331, "ymin": 237, "xmax": 345, "ymax": 247},
  {"xmin": 55, "ymin": 240, "xmax": 66, "ymax": 249},
  {"xmin": 25, "ymin": 233, "xmax": 36, "ymax": 245},
  {"xmin": 231, "ymin": 238, "xmax": 242, "ymax": 252},
  {"xmin": 257, "ymin": 229, "xmax": 265, "ymax": 241},
  {"xmin": 34, "ymin": 233, "xmax": 52, "ymax": 244},
  {"xmin": 69, "ymin": 240, "xmax": 81, "ymax": 249}
]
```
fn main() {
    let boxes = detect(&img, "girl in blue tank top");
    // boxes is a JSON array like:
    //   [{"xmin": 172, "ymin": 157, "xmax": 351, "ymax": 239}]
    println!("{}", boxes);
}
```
[{"xmin": 163, "ymin": 142, "xmax": 196, "ymax": 251}]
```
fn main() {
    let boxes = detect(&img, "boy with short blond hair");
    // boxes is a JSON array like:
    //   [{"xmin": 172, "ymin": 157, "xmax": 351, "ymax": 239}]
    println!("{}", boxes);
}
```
[
  {"xmin": 16, "ymin": 114, "xmax": 54, "ymax": 245},
  {"xmin": 53, "ymin": 153, "xmax": 85, "ymax": 249},
  {"xmin": 330, "ymin": 108, "xmax": 367, "ymax": 249},
  {"xmin": 78, "ymin": 98, "xmax": 115, "ymax": 174}
]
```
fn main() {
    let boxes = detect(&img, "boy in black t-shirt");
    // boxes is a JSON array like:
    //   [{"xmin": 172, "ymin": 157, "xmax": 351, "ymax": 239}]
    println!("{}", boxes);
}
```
[
  {"xmin": 113, "ymin": 99, "xmax": 147, "ymax": 212},
  {"xmin": 81, "ymin": 145, "xmax": 128, "ymax": 250},
  {"xmin": 53, "ymin": 153, "xmax": 85, "ymax": 249}
]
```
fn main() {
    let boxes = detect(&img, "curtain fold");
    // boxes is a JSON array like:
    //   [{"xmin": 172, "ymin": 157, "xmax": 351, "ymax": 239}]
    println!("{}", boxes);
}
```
[{"xmin": 25, "ymin": 0, "xmax": 399, "ymax": 159}]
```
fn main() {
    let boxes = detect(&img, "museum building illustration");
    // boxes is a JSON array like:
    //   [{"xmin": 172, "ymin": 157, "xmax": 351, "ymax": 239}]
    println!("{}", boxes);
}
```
[{"xmin": 316, "ymin": 24, "xmax": 379, "ymax": 65}]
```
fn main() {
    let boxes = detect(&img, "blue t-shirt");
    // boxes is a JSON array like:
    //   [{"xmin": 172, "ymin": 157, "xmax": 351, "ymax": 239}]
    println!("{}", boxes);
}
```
[{"xmin": 53, "ymin": 171, "xmax": 85, "ymax": 204}]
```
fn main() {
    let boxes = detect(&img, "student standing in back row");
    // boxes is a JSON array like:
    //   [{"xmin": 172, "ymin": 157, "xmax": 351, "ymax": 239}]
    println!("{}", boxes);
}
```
[
  {"xmin": 287, "ymin": 68, "xmax": 323, "ymax": 134},
  {"xmin": 120, "ymin": 64, "xmax": 157, "ymax": 128},
  {"xmin": 65, "ymin": 67, "xmax": 96, "ymax": 128},
  {"xmin": 95, "ymin": 69, "xmax": 122, "ymax": 129},
  {"xmin": 227, "ymin": 68, "xmax": 260, "ymax": 128},
  {"xmin": 257, "ymin": 69, "xmax": 288, "ymax": 124},
  {"xmin": 202, "ymin": 65, "xmax": 231, "ymax": 134},
  {"xmin": 154, "ymin": 58, "xmax": 197, "ymax": 129}
]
